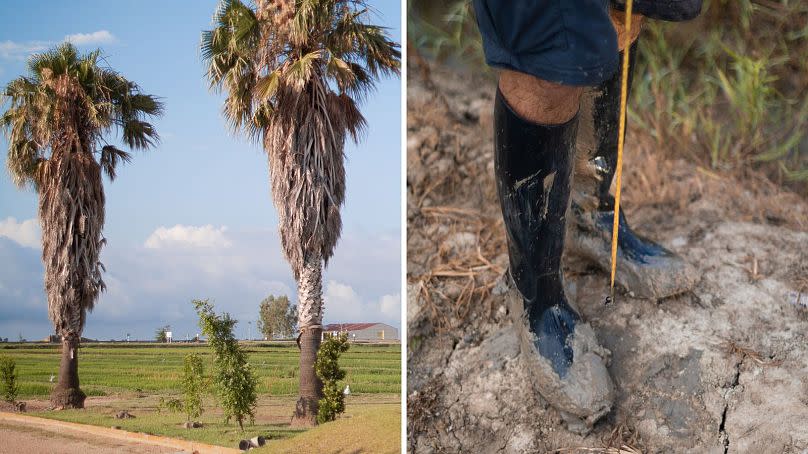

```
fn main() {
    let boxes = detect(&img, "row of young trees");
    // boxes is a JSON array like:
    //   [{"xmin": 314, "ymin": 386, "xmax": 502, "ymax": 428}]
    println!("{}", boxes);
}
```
[
  {"xmin": 161, "ymin": 300, "xmax": 349, "ymax": 429},
  {"xmin": 1, "ymin": 0, "xmax": 399, "ymax": 425}
]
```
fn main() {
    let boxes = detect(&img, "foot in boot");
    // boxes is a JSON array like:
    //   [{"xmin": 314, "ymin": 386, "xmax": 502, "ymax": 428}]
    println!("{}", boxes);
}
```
[
  {"xmin": 494, "ymin": 86, "xmax": 614, "ymax": 432},
  {"xmin": 532, "ymin": 303, "xmax": 579, "ymax": 377},
  {"xmin": 499, "ymin": 275, "xmax": 614, "ymax": 433},
  {"xmin": 568, "ymin": 201, "xmax": 699, "ymax": 299},
  {"xmin": 571, "ymin": 40, "xmax": 698, "ymax": 299}
]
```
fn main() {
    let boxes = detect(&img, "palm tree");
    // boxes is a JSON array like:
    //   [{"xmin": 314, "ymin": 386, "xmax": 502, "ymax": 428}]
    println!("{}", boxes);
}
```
[
  {"xmin": 201, "ymin": 0, "xmax": 399, "ymax": 426},
  {"xmin": 1, "ymin": 43, "xmax": 163, "ymax": 408}
]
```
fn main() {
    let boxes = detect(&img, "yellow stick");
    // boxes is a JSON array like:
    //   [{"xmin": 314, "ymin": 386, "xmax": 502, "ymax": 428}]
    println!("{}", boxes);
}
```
[{"xmin": 610, "ymin": 0, "xmax": 633, "ymax": 301}]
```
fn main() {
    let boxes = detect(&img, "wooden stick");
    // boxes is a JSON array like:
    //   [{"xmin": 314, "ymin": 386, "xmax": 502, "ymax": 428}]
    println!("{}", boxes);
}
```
[{"xmin": 610, "ymin": 0, "xmax": 634, "ymax": 301}]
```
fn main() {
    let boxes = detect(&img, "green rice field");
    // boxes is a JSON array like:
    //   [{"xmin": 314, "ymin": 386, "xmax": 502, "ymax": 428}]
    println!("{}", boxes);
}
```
[{"xmin": 0, "ymin": 341, "xmax": 401, "ymax": 398}]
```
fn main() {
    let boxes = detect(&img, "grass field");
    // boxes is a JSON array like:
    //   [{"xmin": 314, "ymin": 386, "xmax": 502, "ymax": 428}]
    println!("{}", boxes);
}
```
[
  {"xmin": 0, "ymin": 341, "xmax": 400, "ymax": 397},
  {"xmin": 0, "ymin": 342, "xmax": 401, "ymax": 451}
]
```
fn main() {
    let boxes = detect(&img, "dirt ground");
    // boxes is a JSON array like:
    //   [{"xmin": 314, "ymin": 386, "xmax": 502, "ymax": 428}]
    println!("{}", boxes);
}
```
[
  {"xmin": 0, "ymin": 419, "xmax": 177, "ymax": 454},
  {"xmin": 406, "ymin": 62, "xmax": 808, "ymax": 453}
]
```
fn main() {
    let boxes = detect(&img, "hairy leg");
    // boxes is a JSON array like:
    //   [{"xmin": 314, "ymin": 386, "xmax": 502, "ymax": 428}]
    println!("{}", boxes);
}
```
[{"xmin": 499, "ymin": 70, "xmax": 582, "ymax": 125}]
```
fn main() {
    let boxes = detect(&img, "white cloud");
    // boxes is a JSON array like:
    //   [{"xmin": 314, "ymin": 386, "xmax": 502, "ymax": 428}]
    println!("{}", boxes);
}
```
[
  {"xmin": 144, "ymin": 224, "xmax": 232, "ymax": 249},
  {"xmin": 0, "ymin": 217, "xmax": 40, "ymax": 248},
  {"xmin": 322, "ymin": 281, "xmax": 401, "ymax": 326},
  {"xmin": 0, "ymin": 40, "xmax": 49, "ymax": 60},
  {"xmin": 0, "ymin": 31, "xmax": 116, "ymax": 61},
  {"xmin": 64, "ymin": 30, "xmax": 116, "ymax": 45},
  {"xmin": 379, "ymin": 293, "xmax": 401, "ymax": 319},
  {"xmin": 323, "ymin": 280, "xmax": 365, "ymax": 322},
  {"xmin": 325, "ymin": 280, "xmax": 361, "ymax": 305}
]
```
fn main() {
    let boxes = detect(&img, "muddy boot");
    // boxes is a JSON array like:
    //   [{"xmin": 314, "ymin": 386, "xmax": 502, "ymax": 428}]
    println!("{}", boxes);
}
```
[
  {"xmin": 495, "ymin": 88, "xmax": 614, "ymax": 433},
  {"xmin": 570, "ymin": 41, "xmax": 698, "ymax": 300}
]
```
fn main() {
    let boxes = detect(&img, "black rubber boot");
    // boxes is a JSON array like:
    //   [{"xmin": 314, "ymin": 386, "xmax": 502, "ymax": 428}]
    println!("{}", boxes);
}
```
[
  {"xmin": 611, "ymin": 0, "xmax": 702, "ymax": 22},
  {"xmin": 495, "ymin": 88, "xmax": 613, "ymax": 432},
  {"xmin": 570, "ymin": 41, "xmax": 698, "ymax": 299}
]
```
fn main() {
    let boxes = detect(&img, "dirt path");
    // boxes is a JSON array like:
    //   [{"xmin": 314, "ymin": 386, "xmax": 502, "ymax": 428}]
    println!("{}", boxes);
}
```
[
  {"xmin": 406, "ymin": 63, "xmax": 808, "ymax": 453},
  {"xmin": 0, "ymin": 419, "xmax": 177, "ymax": 454}
]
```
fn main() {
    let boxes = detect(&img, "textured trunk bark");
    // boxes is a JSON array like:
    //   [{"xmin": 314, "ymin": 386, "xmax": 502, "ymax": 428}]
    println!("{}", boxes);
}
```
[
  {"xmin": 291, "ymin": 256, "xmax": 324, "ymax": 427},
  {"xmin": 40, "ymin": 149, "xmax": 103, "ymax": 411},
  {"xmin": 292, "ymin": 327, "xmax": 323, "ymax": 427},
  {"xmin": 50, "ymin": 334, "xmax": 85, "ymax": 408}
]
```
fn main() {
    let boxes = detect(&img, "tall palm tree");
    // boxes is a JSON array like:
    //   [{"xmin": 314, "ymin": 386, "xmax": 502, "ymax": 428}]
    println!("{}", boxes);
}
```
[
  {"xmin": 1, "ymin": 43, "xmax": 163, "ymax": 408},
  {"xmin": 201, "ymin": 0, "xmax": 399, "ymax": 426}
]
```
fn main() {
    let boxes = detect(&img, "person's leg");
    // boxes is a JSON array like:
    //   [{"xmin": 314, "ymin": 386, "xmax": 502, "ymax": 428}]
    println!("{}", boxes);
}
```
[
  {"xmin": 474, "ymin": 0, "xmax": 618, "ymax": 431},
  {"xmin": 495, "ymin": 72, "xmax": 614, "ymax": 430},
  {"xmin": 569, "ymin": 10, "xmax": 698, "ymax": 299}
]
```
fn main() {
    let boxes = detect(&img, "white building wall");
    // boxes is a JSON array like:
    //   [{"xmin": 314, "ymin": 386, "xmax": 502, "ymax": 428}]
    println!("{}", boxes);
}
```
[
  {"xmin": 324, "ymin": 323, "xmax": 399, "ymax": 341},
  {"xmin": 349, "ymin": 324, "xmax": 398, "ymax": 340}
]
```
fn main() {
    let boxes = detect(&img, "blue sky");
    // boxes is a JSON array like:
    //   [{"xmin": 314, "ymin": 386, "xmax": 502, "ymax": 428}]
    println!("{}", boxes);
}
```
[{"xmin": 0, "ymin": 1, "xmax": 401, "ymax": 341}]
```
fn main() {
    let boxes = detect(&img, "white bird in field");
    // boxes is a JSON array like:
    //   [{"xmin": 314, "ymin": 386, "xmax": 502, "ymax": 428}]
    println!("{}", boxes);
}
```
[
  {"xmin": 49, "ymin": 373, "xmax": 55, "ymax": 383},
  {"xmin": 343, "ymin": 385, "xmax": 351, "ymax": 395}
]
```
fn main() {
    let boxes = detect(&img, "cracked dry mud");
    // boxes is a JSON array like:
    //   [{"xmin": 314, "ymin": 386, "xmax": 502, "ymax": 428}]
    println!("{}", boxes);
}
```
[{"xmin": 407, "ymin": 64, "xmax": 808, "ymax": 453}]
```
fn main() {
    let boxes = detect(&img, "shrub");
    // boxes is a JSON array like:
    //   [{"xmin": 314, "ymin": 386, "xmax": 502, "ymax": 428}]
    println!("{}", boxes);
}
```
[
  {"xmin": 193, "ymin": 299, "xmax": 257, "ymax": 430},
  {"xmin": 315, "ymin": 332, "xmax": 350, "ymax": 423},
  {"xmin": 0, "ymin": 356, "xmax": 19, "ymax": 403}
]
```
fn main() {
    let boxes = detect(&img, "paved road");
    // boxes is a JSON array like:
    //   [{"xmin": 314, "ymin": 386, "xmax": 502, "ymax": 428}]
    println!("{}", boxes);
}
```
[{"xmin": 0, "ymin": 420, "xmax": 179, "ymax": 454}]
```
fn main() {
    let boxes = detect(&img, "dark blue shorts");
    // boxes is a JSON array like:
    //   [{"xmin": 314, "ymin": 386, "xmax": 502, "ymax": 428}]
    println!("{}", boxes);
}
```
[{"xmin": 473, "ymin": 0, "xmax": 619, "ymax": 86}]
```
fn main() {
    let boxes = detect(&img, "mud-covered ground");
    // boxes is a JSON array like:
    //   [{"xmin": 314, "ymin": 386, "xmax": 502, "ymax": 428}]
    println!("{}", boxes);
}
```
[{"xmin": 406, "ymin": 62, "xmax": 808, "ymax": 453}]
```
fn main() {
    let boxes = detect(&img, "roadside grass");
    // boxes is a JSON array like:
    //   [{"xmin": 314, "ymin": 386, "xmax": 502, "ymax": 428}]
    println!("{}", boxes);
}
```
[
  {"xmin": 31, "ymin": 401, "xmax": 303, "ymax": 447},
  {"xmin": 259, "ymin": 403, "xmax": 401, "ymax": 454},
  {"xmin": 0, "ymin": 342, "xmax": 400, "ymax": 398},
  {"xmin": 409, "ymin": 0, "xmax": 808, "ymax": 194}
]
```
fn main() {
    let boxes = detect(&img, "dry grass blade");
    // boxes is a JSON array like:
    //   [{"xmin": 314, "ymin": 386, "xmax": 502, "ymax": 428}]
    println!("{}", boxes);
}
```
[
  {"xmin": 720, "ymin": 340, "xmax": 784, "ymax": 367},
  {"xmin": 421, "ymin": 206, "xmax": 484, "ymax": 218}
]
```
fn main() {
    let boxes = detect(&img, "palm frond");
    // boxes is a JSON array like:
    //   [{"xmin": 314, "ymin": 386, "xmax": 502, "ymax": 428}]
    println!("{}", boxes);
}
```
[
  {"xmin": 99, "ymin": 145, "xmax": 132, "ymax": 181},
  {"xmin": 122, "ymin": 119, "xmax": 159, "ymax": 150}
]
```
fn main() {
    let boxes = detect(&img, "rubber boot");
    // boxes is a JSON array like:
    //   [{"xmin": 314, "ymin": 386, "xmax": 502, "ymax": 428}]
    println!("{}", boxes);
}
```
[
  {"xmin": 495, "ymin": 88, "xmax": 614, "ymax": 433},
  {"xmin": 570, "ymin": 41, "xmax": 698, "ymax": 299}
]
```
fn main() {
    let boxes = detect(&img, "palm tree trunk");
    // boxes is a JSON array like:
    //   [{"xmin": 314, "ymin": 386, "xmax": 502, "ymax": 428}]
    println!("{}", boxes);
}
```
[
  {"xmin": 51, "ymin": 333, "xmax": 86, "ymax": 408},
  {"xmin": 291, "ymin": 255, "xmax": 324, "ymax": 427},
  {"xmin": 41, "ymin": 151, "xmax": 104, "ymax": 410}
]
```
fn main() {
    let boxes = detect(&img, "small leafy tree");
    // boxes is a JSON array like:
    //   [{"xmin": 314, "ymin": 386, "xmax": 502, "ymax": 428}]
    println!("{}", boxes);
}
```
[
  {"xmin": 193, "ymin": 299, "xmax": 257, "ymax": 430},
  {"xmin": 0, "ymin": 355, "xmax": 19, "ymax": 403},
  {"xmin": 315, "ymin": 333, "xmax": 350, "ymax": 423},
  {"xmin": 182, "ymin": 353, "xmax": 205, "ymax": 422},
  {"xmin": 258, "ymin": 295, "xmax": 297, "ymax": 339},
  {"xmin": 155, "ymin": 325, "xmax": 170, "ymax": 343}
]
